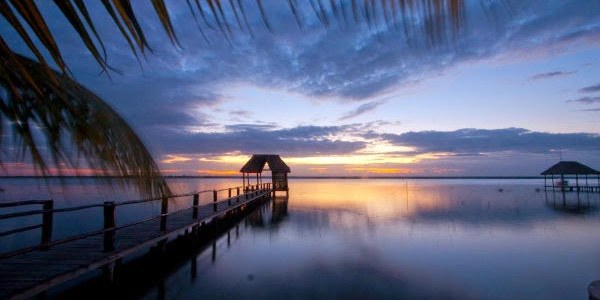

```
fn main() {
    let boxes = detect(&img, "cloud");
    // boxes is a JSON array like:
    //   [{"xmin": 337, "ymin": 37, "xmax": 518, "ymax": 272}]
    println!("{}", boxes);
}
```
[
  {"xmin": 373, "ymin": 128, "xmax": 600, "ymax": 154},
  {"xmin": 338, "ymin": 101, "xmax": 385, "ymax": 121},
  {"xmin": 581, "ymin": 108, "xmax": 600, "ymax": 112},
  {"xmin": 528, "ymin": 71, "xmax": 576, "ymax": 81},
  {"xmin": 3, "ymin": 1, "xmax": 600, "ymax": 171},
  {"xmin": 229, "ymin": 110, "xmax": 253, "ymax": 117},
  {"xmin": 567, "ymin": 96, "xmax": 600, "ymax": 105},
  {"xmin": 579, "ymin": 83, "xmax": 600, "ymax": 93},
  {"xmin": 7, "ymin": 0, "xmax": 597, "ymax": 113},
  {"xmin": 152, "ymin": 125, "xmax": 365, "ymax": 156}
]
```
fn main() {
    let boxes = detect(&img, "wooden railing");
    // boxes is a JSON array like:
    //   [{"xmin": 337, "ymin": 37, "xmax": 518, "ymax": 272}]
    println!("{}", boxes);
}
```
[{"xmin": 0, "ymin": 183, "xmax": 271, "ymax": 258}]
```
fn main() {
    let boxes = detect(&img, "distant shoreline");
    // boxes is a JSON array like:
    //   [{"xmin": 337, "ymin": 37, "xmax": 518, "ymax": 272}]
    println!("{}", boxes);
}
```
[{"xmin": 0, "ymin": 175, "xmax": 544, "ymax": 180}]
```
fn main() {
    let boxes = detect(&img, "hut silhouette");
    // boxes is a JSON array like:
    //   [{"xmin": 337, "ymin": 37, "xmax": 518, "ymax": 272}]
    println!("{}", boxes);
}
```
[
  {"xmin": 541, "ymin": 161, "xmax": 600, "ymax": 193},
  {"xmin": 241, "ymin": 154, "xmax": 290, "ymax": 195}
]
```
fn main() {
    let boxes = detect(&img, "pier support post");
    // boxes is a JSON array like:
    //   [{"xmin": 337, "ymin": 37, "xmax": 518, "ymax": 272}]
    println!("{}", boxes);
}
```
[
  {"xmin": 40, "ymin": 200, "xmax": 53, "ymax": 249},
  {"xmin": 160, "ymin": 196, "xmax": 168, "ymax": 231},
  {"xmin": 213, "ymin": 190, "xmax": 218, "ymax": 212},
  {"xmin": 103, "ymin": 201, "xmax": 116, "ymax": 252},
  {"xmin": 192, "ymin": 193, "xmax": 199, "ymax": 219}
]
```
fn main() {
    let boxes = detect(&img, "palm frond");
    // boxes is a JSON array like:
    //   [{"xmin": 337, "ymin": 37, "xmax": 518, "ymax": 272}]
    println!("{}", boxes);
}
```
[{"xmin": 0, "ymin": 49, "xmax": 171, "ymax": 197}]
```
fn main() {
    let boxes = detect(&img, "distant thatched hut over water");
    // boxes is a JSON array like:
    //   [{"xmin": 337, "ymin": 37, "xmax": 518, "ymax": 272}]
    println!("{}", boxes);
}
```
[
  {"xmin": 241, "ymin": 154, "xmax": 290, "ymax": 195},
  {"xmin": 541, "ymin": 161, "xmax": 600, "ymax": 193}
]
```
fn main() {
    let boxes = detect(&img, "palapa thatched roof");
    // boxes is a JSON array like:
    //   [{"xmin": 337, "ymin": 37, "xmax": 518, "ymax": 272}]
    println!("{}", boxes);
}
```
[
  {"xmin": 540, "ymin": 161, "xmax": 599, "ymax": 175},
  {"xmin": 240, "ymin": 154, "xmax": 291, "ymax": 173}
]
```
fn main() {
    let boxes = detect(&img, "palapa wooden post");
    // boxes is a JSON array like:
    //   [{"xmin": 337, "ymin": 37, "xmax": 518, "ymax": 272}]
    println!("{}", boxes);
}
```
[
  {"xmin": 160, "ymin": 196, "xmax": 168, "ymax": 231},
  {"xmin": 213, "ymin": 190, "xmax": 218, "ymax": 212},
  {"xmin": 192, "ymin": 193, "xmax": 199, "ymax": 219},
  {"xmin": 40, "ymin": 200, "xmax": 53, "ymax": 249},
  {"xmin": 103, "ymin": 201, "xmax": 116, "ymax": 252}
]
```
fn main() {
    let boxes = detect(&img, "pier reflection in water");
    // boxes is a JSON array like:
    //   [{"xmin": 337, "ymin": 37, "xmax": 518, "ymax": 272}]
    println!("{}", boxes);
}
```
[{"xmin": 545, "ymin": 189, "xmax": 599, "ymax": 215}]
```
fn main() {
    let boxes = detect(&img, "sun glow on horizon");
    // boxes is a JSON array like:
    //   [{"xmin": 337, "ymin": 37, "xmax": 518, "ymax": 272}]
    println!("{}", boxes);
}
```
[
  {"xmin": 196, "ymin": 169, "xmax": 240, "ymax": 175},
  {"xmin": 156, "ymin": 149, "xmax": 451, "ymax": 176},
  {"xmin": 162, "ymin": 155, "xmax": 193, "ymax": 164}
]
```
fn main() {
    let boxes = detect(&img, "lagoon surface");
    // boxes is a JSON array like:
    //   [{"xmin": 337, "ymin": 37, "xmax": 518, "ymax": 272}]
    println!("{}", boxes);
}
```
[{"xmin": 2, "ymin": 178, "xmax": 600, "ymax": 299}]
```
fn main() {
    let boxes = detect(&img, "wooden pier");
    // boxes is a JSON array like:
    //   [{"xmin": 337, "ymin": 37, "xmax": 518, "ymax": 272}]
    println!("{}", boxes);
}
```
[{"xmin": 0, "ymin": 183, "xmax": 273, "ymax": 300}]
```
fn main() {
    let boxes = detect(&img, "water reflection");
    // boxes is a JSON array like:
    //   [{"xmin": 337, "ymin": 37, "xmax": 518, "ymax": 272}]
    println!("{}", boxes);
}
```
[
  {"xmin": 158, "ymin": 179, "xmax": 600, "ymax": 300},
  {"xmin": 4, "ymin": 178, "xmax": 600, "ymax": 300},
  {"xmin": 246, "ymin": 196, "xmax": 289, "ymax": 229},
  {"xmin": 545, "ymin": 189, "xmax": 599, "ymax": 215}
]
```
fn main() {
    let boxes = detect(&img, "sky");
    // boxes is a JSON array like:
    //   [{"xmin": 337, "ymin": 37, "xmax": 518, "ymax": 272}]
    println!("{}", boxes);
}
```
[{"xmin": 2, "ymin": 0, "xmax": 600, "ymax": 176}]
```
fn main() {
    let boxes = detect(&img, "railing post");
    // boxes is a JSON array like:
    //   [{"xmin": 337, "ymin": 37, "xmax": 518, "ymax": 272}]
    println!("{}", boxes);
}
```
[
  {"xmin": 103, "ymin": 201, "xmax": 116, "ymax": 252},
  {"xmin": 40, "ymin": 200, "xmax": 53, "ymax": 249},
  {"xmin": 160, "ymin": 196, "xmax": 168, "ymax": 231},
  {"xmin": 192, "ymin": 193, "xmax": 199, "ymax": 219},
  {"xmin": 213, "ymin": 190, "xmax": 218, "ymax": 212},
  {"xmin": 228, "ymin": 188, "xmax": 232, "ymax": 198},
  {"xmin": 237, "ymin": 187, "xmax": 240, "ymax": 196}
]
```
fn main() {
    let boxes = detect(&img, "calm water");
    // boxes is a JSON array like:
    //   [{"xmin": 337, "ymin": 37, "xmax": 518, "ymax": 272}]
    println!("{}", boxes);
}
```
[{"xmin": 1, "ymin": 178, "xmax": 600, "ymax": 299}]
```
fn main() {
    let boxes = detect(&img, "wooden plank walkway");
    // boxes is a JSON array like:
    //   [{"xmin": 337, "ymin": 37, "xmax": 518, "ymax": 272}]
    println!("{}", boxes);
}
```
[{"xmin": 0, "ymin": 188, "xmax": 272, "ymax": 300}]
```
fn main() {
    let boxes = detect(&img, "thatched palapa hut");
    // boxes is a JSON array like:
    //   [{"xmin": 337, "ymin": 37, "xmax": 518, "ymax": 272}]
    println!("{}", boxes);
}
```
[
  {"xmin": 541, "ymin": 161, "xmax": 600, "ymax": 192},
  {"xmin": 240, "ymin": 154, "xmax": 290, "ymax": 195}
]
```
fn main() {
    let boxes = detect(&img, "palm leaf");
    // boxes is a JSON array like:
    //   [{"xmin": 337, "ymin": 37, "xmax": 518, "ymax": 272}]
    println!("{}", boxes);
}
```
[{"xmin": 0, "ymin": 49, "xmax": 171, "ymax": 197}]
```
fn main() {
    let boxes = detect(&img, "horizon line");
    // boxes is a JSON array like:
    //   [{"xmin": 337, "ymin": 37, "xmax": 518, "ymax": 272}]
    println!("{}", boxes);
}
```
[{"xmin": 0, "ymin": 175, "xmax": 546, "ymax": 180}]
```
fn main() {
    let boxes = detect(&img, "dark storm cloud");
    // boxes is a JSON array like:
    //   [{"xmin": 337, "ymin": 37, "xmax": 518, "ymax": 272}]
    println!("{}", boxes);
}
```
[
  {"xmin": 373, "ymin": 128, "xmax": 600, "ymax": 154},
  {"xmin": 528, "ymin": 71, "xmax": 576, "ymax": 81},
  {"xmin": 338, "ymin": 101, "xmax": 385, "ymax": 121},
  {"xmin": 579, "ymin": 83, "xmax": 600, "ymax": 93},
  {"xmin": 152, "ymin": 125, "xmax": 364, "ymax": 156}
]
